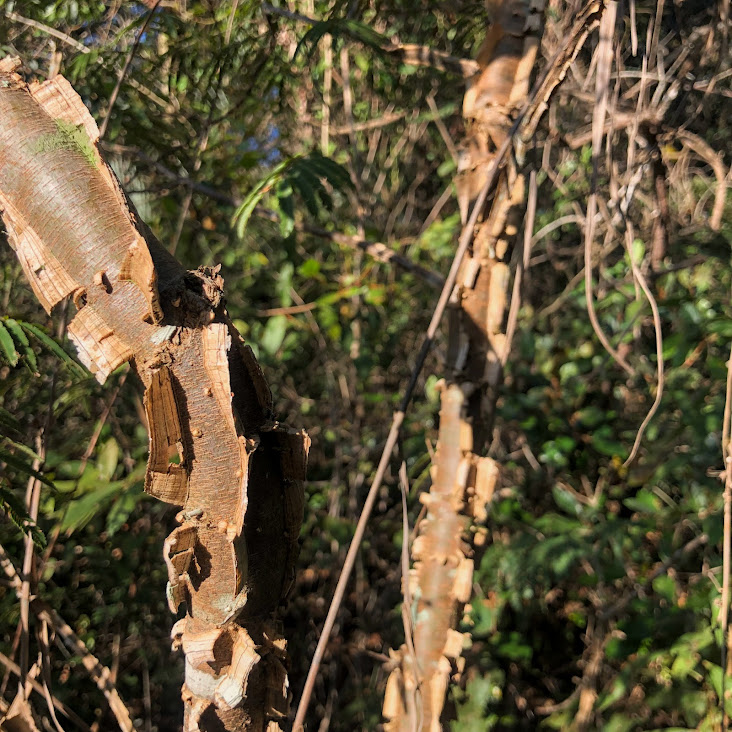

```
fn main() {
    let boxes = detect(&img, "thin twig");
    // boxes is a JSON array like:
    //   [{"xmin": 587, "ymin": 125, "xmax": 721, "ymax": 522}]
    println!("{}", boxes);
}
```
[
  {"xmin": 39, "ymin": 620, "xmax": 66, "ymax": 732},
  {"xmin": 677, "ymin": 129, "xmax": 727, "ymax": 231},
  {"xmin": 622, "ymin": 226, "xmax": 664, "ymax": 467},
  {"xmin": 4, "ymin": 11, "xmax": 88, "ymax": 54},
  {"xmin": 0, "ymin": 544, "xmax": 134, "ymax": 731},
  {"xmin": 102, "ymin": 142, "xmax": 446, "ymax": 287},
  {"xmin": 426, "ymin": 93, "xmax": 459, "ymax": 164},
  {"xmin": 260, "ymin": 3, "xmax": 478, "ymax": 77},
  {"xmin": 256, "ymin": 302, "xmax": 318, "ymax": 317},
  {"xmin": 98, "ymin": 0, "xmax": 162, "ymax": 140},
  {"xmin": 584, "ymin": 1, "xmax": 635, "ymax": 377},
  {"xmin": 398, "ymin": 462, "xmax": 421, "ymax": 732},
  {"xmin": 292, "ymin": 133, "xmax": 510, "ymax": 732},
  {"xmin": 0, "ymin": 650, "xmax": 90, "ymax": 731},
  {"xmin": 600, "ymin": 532, "xmax": 708, "ymax": 621},
  {"xmin": 721, "ymin": 343, "xmax": 732, "ymax": 729}
]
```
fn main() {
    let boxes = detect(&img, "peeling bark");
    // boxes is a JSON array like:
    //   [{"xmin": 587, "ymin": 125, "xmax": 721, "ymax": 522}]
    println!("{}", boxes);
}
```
[
  {"xmin": 383, "ymin": 2, "xmax": 546, "ymax": 728},
  {"xmin": 0, "ymin": 59, "xmax": 308, "ymax": 732}
]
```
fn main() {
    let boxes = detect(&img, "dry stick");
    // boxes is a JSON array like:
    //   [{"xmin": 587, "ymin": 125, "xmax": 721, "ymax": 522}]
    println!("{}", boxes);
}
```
[
  {"xmin": 256, "ymin": 301, "xmax": 319, "ymax": 317},
  {"xmin": 38, "ymin": 621, "xmax": 66, "ymax": 732},
  {"xmin": 292, "ymin": 134, "xmax": 510, "ymax": 732},
  {"xmin": 4, "ymin": 11, "xmax": 89, "ymax": 54},
  {"xmin": 584, "ymin": 1, "xmax": 635, "ymax": 377},
  {"xmin": 321, "ymin": 34, "xmax": 333, "ymax": 155},
  {"xmin": 677, "ymin": 129, "xmax": 727, "ymax": 231},
  {"xmin": 310, "ymin": 226, "xmax": 445, "ymax": 289},
  {"xmin": 530, "ymin": 213, "xmax": 583, "ymax": 247},
  {"xmin": 5, "ymin": 9, "xmax": 172, "ymax": 113},
  {"xmin": 426, "ymin": 93, "xmax": 459, "ymax": 164},
  {"xmin": 721, "ymin": 343, "xmax": 732, "ymax": 730},
  {"xmin": 622, "ymin": 225, "xmax": 664, "ymax": 467},
  {"xmin": 398, "ymin": 462, "xmax": 421, "ymax": 732},
  {"xmin": 293, "ymin": 4, "xmax": 611, "ymax": 714},
  {"xmin": 0, "ymin": 651, "xmax": 90, "ymax": 732},
  {"xmin": 19, "ymin": 438, "xmax": 44, "ymax": 691},
  {"xmin": 0, "ymin": 544, "xmax": 133, "ymax": 731},
  {"xmin": 418, "ymin": 183, "xmax": 454, "ymax": 237},
  {"xmin": 629, "ymin": 0, "xmax": 638, "ymax": 55},
  {"xmin": 142, "ymin": 657, "xmax": 152, "ymax": 732},
  {"xmin": 98, "ymin": 0, "xmax": 162, "ymax": 140}
]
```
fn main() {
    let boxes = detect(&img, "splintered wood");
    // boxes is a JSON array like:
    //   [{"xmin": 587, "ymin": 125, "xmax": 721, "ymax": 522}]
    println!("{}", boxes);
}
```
[
  {"xmin": 144, "ymin": 365, "xmax": 189, "ymax": 504},
  {"xmin": 383, "ymin": 0, "xmax": 556, "ymax": 729},
  {"xmin": 0, "ymin": 64, "xmax": 308, "ymax": 732}
]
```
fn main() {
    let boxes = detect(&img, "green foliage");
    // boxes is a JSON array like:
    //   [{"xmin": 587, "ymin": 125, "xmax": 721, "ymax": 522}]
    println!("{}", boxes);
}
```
[
  {"xmin": 295, "ymin": 18, "xmax": 390, "ymax": 58},
  {"xmin": 232, "ymin": 151, "xmax": 353, "ymax": 238},
  {"xmin": 0, "ymin": 0, "xmax": 728, "ymax": 730}
]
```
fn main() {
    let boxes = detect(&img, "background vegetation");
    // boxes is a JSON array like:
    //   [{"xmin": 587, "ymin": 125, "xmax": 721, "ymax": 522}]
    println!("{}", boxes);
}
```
[{"xmin": 0, "ymin": 0, "xmax": 729, "ymax": 729}]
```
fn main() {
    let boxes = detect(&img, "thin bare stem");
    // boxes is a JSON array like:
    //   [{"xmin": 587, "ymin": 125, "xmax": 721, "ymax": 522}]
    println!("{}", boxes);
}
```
[
  {"xmin": 292, "ymin": 135, "xmax": 508, "ymax": 731},
  {"xmin": 721, "ymin": 343, "xmax": 732, "ymax": 728},
  {"xmin": 398, "ymin": 462, "xmax": 421, "ymax": 732},
  {"xmin": 0, "ymin": 544, "xmax": 133, "ymax": 731},
  {"xmin": 0, "ymin": 650, "xmax": 90, "ymax": 731},
  {"xmin": 622, "ymin": 226, "xmax": 665, "ymax": 467},
  {"xmin": 584, "ymin": 1, "xmax": 635, "ymax": 377},
  {"xmin": 98, "ymin": 0, "xmax": 162, "ymax": 140},
  {"xmin": 5, "ymin": 11, "xmax": 88, "ymax": 54}
]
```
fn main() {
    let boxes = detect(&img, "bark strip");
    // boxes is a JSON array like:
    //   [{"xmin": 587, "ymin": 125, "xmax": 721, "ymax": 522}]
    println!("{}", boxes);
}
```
[{"xmin": 0, "ymin": 59, "xmax": 308, "ymax": 732}]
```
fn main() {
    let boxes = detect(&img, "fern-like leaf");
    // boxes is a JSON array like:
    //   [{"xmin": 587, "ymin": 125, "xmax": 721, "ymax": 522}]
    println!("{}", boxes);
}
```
[
  {"xmin": 295, "ymin": 19, "xmax": 389, "ymax": 59},
  {"xmin": 19, "ymin": 322, "xmax": 87, "ymax": 378},
  {"xmin": 0, "ymin": 321, "xmax": 19, "ymax": 366}
]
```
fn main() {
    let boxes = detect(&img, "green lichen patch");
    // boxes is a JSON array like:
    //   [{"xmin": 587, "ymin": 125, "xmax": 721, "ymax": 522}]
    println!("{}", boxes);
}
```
[{"xmin": 32, "ymin": 119, "xmax": 97, "ymax": 168}]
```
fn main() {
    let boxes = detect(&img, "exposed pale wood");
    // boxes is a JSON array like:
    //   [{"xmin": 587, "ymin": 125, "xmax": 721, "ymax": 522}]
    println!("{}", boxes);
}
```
[{"xmin": 0, "ymin": 67, "xmax": 308, "ymax": 732}]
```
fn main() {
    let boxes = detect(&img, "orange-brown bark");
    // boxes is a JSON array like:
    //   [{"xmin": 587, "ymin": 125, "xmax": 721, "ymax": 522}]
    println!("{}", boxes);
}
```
[
  {"xmin": 383, "ymin": 1, "xmax": 546, "ymax": 728},
  {"xmin": 0, "ymin": 59, "xmax": 308, "ymax": 732}
]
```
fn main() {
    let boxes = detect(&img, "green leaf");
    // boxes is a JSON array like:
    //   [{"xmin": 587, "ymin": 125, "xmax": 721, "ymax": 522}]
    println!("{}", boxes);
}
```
[
  {"xmin": 290, "ymin": 164, "xmax": 327, "ymax": 215},
  {"xmin": 19, "ymin": 322, "xmax": 86, "ymax": 377},
  {"xmin": 623, "ymin": 488, "xmax": 660, "ymax": 513},
  {"xmin": 4, "ymin": 318, "xmax": 37, "ymax": 373},
  {"xmin": 96, "ymin": 439, "xmax": 120, "ymax": 482},
  {"xmin": 1, "ymin": 437, "xmax": 42, "ymax": 463},
  {"xmin": 106, "ymin": 483, "xmax": 143, "ymax": 536},
  {"xmin": 0, "ymin": 407, "xmax": 22, "ymax": 438},
  {"xmin": 0, "ymin": 483, "xmax": 45, "ymax": 547},
  {"xmin": 61, "ymin": 483, "xmax": 123, "ymax": 534},
  {"xmin": 652, "ymin": 574, "xmax": 676, "ymax": 602},
  {"xmin": 276, "ymin": 181, "xmax": 295, "ymax": 238},
  {"xmin": 315, "ymin": 285, "xmax": 366, "ymax": 307},
  {"xmin": 0, "ymin": 321, "xmax": 19, "ymax": 366},
  {"xmin": 233, "ymin": 156, "xmax": 296, "ymax": 238},
  {"xmin": 591, "ymin": 425, "xmax": 626, "ymax": 458},
  {"xmin": 301, "ymin": 153, "xmax": 354, "ymax": 191},
  {"xmin": 0, "ymin": 447, "xmax": 55, "ymax": 488},
  {"xmin": 298, "ymin": 258, "xmax": 321, "ymax": 278},
  {"xmin": 295, "ymin": 19, "xmax": 390, "ymax": 60},
  {"xmin": 260, "ymin": 315, "xmax": 287, "ymax": 356}
]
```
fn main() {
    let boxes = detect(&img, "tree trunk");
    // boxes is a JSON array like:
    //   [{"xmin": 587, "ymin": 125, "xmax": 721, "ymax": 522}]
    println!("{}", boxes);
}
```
[
  {"xmin": 382, "ymin": 1, "xmax": 546, "ymax": 728},
  {"xmin": 0, "ymin": 58, "xmax": 308, "ymax": 732}
]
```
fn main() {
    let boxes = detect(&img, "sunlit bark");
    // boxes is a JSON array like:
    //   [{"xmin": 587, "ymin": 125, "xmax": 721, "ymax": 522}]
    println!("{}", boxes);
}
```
[{"xmin": 0, "ymin": 59, "xmax": 308, "ymax": 732}]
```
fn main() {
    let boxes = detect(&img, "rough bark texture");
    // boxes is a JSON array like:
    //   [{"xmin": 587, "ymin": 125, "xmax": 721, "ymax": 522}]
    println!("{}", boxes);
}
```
[
  {"xmin": 0, "ymin": 60, "xmax": 308, "ymax": 732},
  {"xmin": 382, "ymin": 1, "xmax": 545, "ymax": 728}
]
